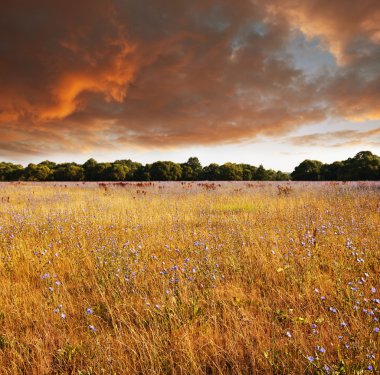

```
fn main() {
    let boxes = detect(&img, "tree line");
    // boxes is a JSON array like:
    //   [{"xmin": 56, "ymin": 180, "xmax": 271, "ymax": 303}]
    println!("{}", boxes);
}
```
[
  {"xmin": 0, "ymin": 151, "xmax": 378, "ymax": 181},
  {"xmin": 291, "ymin": 151, "xmax": 380, "ymax": 181}
]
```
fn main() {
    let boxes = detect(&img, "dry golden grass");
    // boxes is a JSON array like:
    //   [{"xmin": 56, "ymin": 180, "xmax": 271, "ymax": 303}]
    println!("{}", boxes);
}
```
[{"xmin": 0, "ymin": 181, "xmax": 379, "ymax": 374}]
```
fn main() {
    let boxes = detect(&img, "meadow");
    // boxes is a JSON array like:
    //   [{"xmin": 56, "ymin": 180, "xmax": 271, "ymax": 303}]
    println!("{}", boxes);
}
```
[{"xmin": 0, "ymin": 181, "xmax": 379, "ymax": 374}]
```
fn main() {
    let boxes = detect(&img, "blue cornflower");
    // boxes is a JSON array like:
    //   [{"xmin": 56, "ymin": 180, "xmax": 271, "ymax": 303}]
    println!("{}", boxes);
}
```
[
  {"xmin": 86, "ymin": 308, "xmax": 93, "ymax": 315},
  {"xmin": 307, "ymin": 356, "xmax": 315, "ymax": 362},
  {"xmin": 317, "ymin": 346, "xmax": 326, "ymax": 353}
]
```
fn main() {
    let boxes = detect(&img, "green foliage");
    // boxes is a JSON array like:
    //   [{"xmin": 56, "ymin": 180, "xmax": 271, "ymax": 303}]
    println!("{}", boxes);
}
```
[
  {"xmin": 291, "ymin": 160, "xmax": 323, "ymax": 181},
  {"xmin": 292, "ymin": 151, "xmax": 380, "ymax": 181},
  {"xmin": 200, "ymin": 163, "xmax": 221, "ymax": 180},
  {"xmin": 150, "ymin": 161, "xmax": 182, "ymax": 181},
  {"xmin": 0, "ymin": 162, "xmax": 24, "ymax": 181},
  {"xmin": 219, "ymin": 163, "xmax": 243, "ymax": 181},
  {"xmin": 54, "ymin": 163, "xmax": 85, "ymax": 181},
  {"xmin": 23, "ymin": 163, "xmax": 52, "ymax": 181},
  {"xmin": 0, "ymin": 151, "xmax": 378, "ymax": 181},
  {"xmin": 180, "ymin": 157, "xmax": 202, "ymax": 180}
]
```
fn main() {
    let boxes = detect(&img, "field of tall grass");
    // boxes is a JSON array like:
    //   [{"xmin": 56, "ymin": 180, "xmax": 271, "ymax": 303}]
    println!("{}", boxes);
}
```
[{"xmin": 0, "ymin": 181, "xmax": 379, "ymax": 374}]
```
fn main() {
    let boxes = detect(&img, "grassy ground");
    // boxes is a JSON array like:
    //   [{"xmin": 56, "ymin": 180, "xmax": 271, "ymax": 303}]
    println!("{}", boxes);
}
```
[{"xmin": 0, "ymin": 181, "xmax": 379, "ymax": 374}]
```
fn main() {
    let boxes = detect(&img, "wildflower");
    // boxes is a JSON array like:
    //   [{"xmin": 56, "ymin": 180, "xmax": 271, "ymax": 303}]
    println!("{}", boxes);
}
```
[
  {"xmin": 89, "ymin": 325, "xmax": 96, "ymax": 332},
  {"xmin": 316, "ymin": 346, "xmax": 326, "ymax": 353},
  {"xmin": 307, "ymin": 355, "xmax": 315, "ymax": 362},
  {"xmin": 286, "ymin": 331, "xmax": 292, "ymax": 338},
  {"xmin": 367, "ymin": 365, "xmax": 373, "ymax": 371},
  {"xmin": 371, "ymin": 287, "xmax": 376, "ymax": 293},
  {"xmin": 311, "ymin": 324, "xmax": 317, "ymax": 329},
  {"xmin": 374, "ymin": 327, "xmax": 379, "ymax": 333},
  {"xmin": 60, "ymin": 313, "xmax": 66, "ymax": 319},
  {"xmin": 86, "ymin": 308, "xmax": 93, "ymax": 315},
  {"xmin": 340, "ymin": 322, "xmax": 347, "ymax": 327},
  {"xmin": 321, "ymin": 296, "xmax": 326, "ymax": 301}
]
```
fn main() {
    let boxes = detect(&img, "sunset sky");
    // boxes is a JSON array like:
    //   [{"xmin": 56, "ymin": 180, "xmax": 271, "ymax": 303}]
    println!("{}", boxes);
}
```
[{"xmin": 1, "ymin": 0, "xmax": 379, "ymax": 170}]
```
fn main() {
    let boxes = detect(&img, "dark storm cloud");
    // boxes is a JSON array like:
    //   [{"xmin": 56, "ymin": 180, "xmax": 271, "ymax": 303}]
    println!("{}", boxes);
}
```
[{"xmin": 0, "ymin": 0, "xmax": 379, "ymax": 156}]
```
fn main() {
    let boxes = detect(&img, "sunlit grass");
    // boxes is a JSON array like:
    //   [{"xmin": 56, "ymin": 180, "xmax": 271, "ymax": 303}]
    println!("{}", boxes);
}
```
[{"xmin": 0, "ymin": 181, "xmax": 379, "ymax": 374}]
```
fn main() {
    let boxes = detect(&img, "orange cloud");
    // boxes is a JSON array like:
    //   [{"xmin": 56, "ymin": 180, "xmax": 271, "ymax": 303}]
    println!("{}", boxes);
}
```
[
  {"xmin": 41, "ymin": 43, "xmax": 137, "ymax": 120},
  {"xmin": 0, "ymin": 0, "xmax": 379, "ymax": 157},
  {"xmin": 267, "ymin": 0, "xmax": 380, "ymax": 65},
  {"xmin": 287, "ymin": 128, "xmax": 380, "ymax": 148}
]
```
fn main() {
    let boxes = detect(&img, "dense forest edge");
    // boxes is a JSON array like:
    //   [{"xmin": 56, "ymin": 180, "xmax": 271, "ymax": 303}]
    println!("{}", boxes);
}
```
[{"xmin": 0, "ymin": 151, "xmax": 379, "ymax": 181}]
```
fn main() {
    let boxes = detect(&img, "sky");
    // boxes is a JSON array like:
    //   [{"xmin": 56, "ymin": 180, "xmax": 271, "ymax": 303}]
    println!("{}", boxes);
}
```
[{"xmin": 0, "ymin": 0, "xmax": 379, "ymax": 171}]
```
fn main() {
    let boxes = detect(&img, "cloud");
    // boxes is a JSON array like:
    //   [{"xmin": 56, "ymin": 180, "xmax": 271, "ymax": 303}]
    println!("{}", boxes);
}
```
[
  {"xmin": 287, "ymin": 128, "xmax": 380, "ymax": 148},
  {"xmin": 267, "ymin": 0, "xmax": 380, "ymax": 65},
  {"xmin": 0, "ymin": 0, "xmax": 379, "ymax": 157}
]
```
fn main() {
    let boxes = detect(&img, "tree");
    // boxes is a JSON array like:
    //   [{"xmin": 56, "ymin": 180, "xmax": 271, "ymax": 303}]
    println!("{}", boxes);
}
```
[
  {"xmin": 254, "ymin": 165, "xmax": 268, "ymax": 181},
  {"xmin": 320, "ymin": 162, "xmax": 344, "ymax": 181},
  {"xmin": 102, "ymin": 164, "xmax": 130, "ymax": 181},
  {"xmin": 291, "ymin": 160, "xmax": 323, "ymax": 181},
  {"xmin": 274, "ymin": 170, "xmax": 290, "ymax": 181},
  {"xmin": 83, "ymin": 158, "xmax": 98, "ymax": 180},
  {"xmin": 39, "ymin": 160, "xmax": 57, "ymax": 169},
  {"xmin": 114, "ymin": 160, "xmax": 142, "ymax": 180},
  {"xmin": 348, "ymin": 151, "xmax": 380, "ymax": 180},
  {"xmin": 200, "ymin": 163, "xmax": 221, "ymax": 180},
  {"xmin": 24, "ymin": 163, "xmax": 52, "ymax": 181},
  {"xmin": 150, "ymin": 161, "xmax": 182, "ymax": 181},
  {"xmin": 134, "ymin": 165, "xmax": 151, "ymax": 181},
  {"xmin": 0, "ymin": 162, "xmax": 24, "ymax": 181},
  {"xmin": 239, "ymin": 164, "xmax": 257, "ymax": 181},
  {"xmin": 219, "ymin": 163, "xmax": 243, "ymax": 181},
  {"xmin": 181, "ymin": 157, "xmax": 202, "ymax": 180},
  {"xmin": 54, "ymin": 163, "xmax": 84, "ymax": 181}
]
